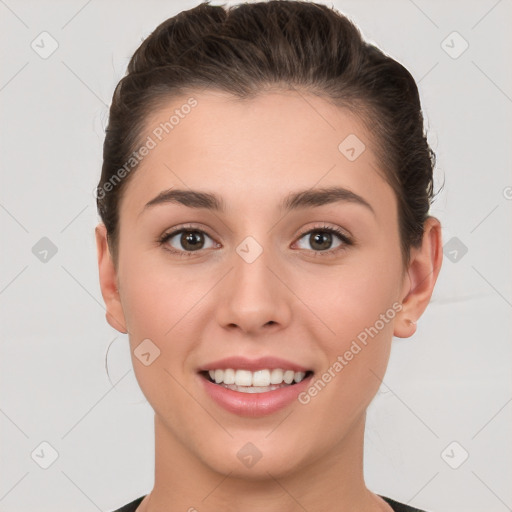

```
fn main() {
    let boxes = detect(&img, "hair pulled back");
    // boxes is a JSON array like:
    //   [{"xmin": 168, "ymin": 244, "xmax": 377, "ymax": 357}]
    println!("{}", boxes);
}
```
[{"xmin": 97, "ymin": 0, "xmax": 438, "ymax": 268}]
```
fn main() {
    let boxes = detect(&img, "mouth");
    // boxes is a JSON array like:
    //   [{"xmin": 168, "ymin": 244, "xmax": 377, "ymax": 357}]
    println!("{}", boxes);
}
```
[
  {"xmin": 197, "ymin": 362, "xmax": 316, "ymax": 417},
  {"xmin": 199, "ymin": 369, "xmax": 315, "ymax": 394}
]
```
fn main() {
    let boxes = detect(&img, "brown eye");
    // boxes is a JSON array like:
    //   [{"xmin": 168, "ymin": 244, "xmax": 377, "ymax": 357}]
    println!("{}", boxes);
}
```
[
  {"xmin": 294, "ymin": 226, "xmax": 352, "ymax": 255},
  {"xmin": 159, "ymin": 228, "xmax": 217, "ymax": 254},
  {"xmin": 309, "ymin": 231, "xmax": 334, "ymax": 251},
  {"xmin": 179, "ymin": 231, "xmax": 205, "ymax": 251}
]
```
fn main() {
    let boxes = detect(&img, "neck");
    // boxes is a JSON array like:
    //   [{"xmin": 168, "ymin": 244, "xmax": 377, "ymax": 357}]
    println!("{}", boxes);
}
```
[{"xmin": 138, "ymin": 411, "xmax": 391, "ymax": 512}]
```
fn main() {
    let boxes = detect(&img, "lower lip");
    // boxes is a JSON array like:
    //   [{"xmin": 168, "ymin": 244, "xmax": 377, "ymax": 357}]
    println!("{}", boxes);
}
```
[{"xmin": 198, "ymin": 372, "xmax": 314, "ymax": 417}]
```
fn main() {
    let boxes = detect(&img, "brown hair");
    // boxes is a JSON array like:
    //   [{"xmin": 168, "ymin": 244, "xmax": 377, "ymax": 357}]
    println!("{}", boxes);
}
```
[{"xmin": 97, "ymin": 0, "xmax": 440, "ymax": 268}]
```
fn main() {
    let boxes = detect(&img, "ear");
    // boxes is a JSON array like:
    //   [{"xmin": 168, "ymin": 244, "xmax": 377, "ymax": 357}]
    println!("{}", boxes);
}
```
[
  {"xmin": 394, "ymin": 216, "xmax": 443, "ymax": 338},
  {"xmin": 95, "ymin": 223, "xmax": 128, "ymax": 334}
]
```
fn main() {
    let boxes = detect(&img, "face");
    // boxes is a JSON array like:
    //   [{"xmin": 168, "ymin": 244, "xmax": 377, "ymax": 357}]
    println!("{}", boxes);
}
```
[{"xmin": 104, "ymin": 89, "xmax": 411, "ymax": 479}]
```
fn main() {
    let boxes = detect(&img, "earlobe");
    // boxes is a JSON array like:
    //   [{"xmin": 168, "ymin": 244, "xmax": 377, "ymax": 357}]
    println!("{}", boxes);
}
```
[
  {"xmin": 95, "ymin": 223, "xmax": 128, "ymax": 334},
  {"xmin": 105, "ymin": 310, "xmax": 128, "ymax": 334},
  {"xmin": 393, "ymin": 216, "xmax": 443, "ymax": 339}
]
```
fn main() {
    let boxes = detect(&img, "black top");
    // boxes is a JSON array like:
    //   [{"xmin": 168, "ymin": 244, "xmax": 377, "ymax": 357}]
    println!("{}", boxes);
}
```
[{"xmin": 111, "ymin": 494, "xmax": 428, "ymax": 511}]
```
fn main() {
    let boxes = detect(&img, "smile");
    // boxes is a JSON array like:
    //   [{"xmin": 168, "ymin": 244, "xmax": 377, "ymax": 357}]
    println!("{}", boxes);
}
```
[
  {"xmin": 198, "ymin": 369, "xmax": 315, "ymax": 417},
  {"xmin": 205, "ymin": 368, "xmax": 311, "ymax": 388}
]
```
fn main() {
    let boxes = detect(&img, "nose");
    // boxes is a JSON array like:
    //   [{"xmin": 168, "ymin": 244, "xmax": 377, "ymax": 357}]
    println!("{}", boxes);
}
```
[{"xmin": 215, "ymin": 242, "xmax": 292, "ymax": 335}]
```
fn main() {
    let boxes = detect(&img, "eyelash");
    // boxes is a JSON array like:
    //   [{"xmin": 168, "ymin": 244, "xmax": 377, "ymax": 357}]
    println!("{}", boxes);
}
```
[{"xmin": 157, "ymin": 223, "xmax": 353, "ymax": 258}]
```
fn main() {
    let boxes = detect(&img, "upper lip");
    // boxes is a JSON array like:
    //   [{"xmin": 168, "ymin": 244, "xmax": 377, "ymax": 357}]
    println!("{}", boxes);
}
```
[{"xmin": 197, "ymin": 356, "xmax": 311, "ymax": 373}]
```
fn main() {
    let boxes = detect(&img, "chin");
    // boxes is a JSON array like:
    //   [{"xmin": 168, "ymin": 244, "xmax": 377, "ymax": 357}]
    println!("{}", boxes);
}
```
[{"xmin": 197, "ymin": 437, "xmax": 311, "ymax": 481}]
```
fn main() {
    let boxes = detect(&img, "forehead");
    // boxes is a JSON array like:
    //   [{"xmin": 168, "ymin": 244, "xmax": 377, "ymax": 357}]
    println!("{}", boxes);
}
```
[
  {"xmin": 120, "ymin": 89, "xmax": 395, "ymax": 219},
  {"xmin": 143, "ymin": 89, "xmax": 371, "ymax": 157}
]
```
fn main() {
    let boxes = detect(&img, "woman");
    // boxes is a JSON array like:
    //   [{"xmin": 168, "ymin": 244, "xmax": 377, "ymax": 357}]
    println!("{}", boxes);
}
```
[{"xmin": 95, "ymin": 1, "xmax": 443, "ymax": 510}]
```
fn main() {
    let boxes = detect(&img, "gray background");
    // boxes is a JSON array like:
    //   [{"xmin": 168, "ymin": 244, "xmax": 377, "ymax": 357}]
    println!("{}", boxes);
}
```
[{"xmin": 1, "ymin": 0, "xmax": 511, "ymax": 511}]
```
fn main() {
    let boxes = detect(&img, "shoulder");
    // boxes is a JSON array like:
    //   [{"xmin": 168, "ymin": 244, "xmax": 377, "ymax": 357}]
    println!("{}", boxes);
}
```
[
  {"xmin": 379, "ymin": 494, "xmax": 430, "ymax": 512},
  {"xmin": 109, "ymin": 495, "xmax": 146, "ymax": 512}
]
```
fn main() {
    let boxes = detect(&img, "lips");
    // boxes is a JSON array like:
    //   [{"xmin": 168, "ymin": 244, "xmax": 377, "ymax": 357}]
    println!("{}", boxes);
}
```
[
  {"xmin": 197, "ymin": 356, "xmax": 311, "ymax": 373},
  {"xmin": 196, "ymin": 356, "xmax": 315, "ymax": 417}
]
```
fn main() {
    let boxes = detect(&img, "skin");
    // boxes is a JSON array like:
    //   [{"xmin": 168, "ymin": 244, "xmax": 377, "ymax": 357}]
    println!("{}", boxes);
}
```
[{"xmin": 96, "ymin": 89, "xmax": 442, "ymax": 512}]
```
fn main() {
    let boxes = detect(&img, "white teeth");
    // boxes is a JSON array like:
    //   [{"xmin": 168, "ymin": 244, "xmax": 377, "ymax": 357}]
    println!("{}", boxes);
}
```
[
  {"xmin": 270, "ymin": 368, "xmax": 284, "ymax": 384},
  {"xmin": 235, "ymin": 369, "xmax": 253, "ymax": 386},
  {"xmin": 252, "ymin": 369, "xmax": 270, "ymax": 387},
  {"xmin": 223, "ymin": 368, "xmax": 235, "ymax": 384},
  {"xmin": 204, "ymin": 368, "xmax": 309, "ymax": 386},
  {"xmin": 220, "ymin": 383, "xmax": 287, "ymax": 393},
  {"xmin": 294, "ymin": 371, "xmax": 306, "ymax": 383},
  {"xmin": 283, "ymin": 370, "xmax": 295, "ymax": 384}
]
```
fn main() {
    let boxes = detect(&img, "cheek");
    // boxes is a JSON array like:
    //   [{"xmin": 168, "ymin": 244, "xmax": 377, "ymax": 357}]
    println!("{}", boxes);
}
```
[
  {"xmin": 119, "ymin": 250, "xmax": 202, "ymax": 338},
  {"xmin": 117, "ymin": 263, "xmax": 179, "ymax": 380},
  {"xmin": 118, "ymin": 253, "xmax": 213, "ymax": 390},
  {"xmin": 295, "ymin": 256, "xmax": 400, "ymax": 414},
  {"xmin": 121, "ymin": 274, "xmax": 194, "ymax": 423},
  {"xmin": 298, "ymin": 260, "xmax": 400, "ymax": 342},
  {"xmin": 297, "ymin": 279, "xmax": 397, "ymax": 440}
]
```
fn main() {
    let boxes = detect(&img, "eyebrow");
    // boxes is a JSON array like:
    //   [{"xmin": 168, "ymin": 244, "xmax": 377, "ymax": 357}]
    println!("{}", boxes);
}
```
[{"xmin": 140, "ymin": 186, "xmax": 375, "ymax": 217}]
